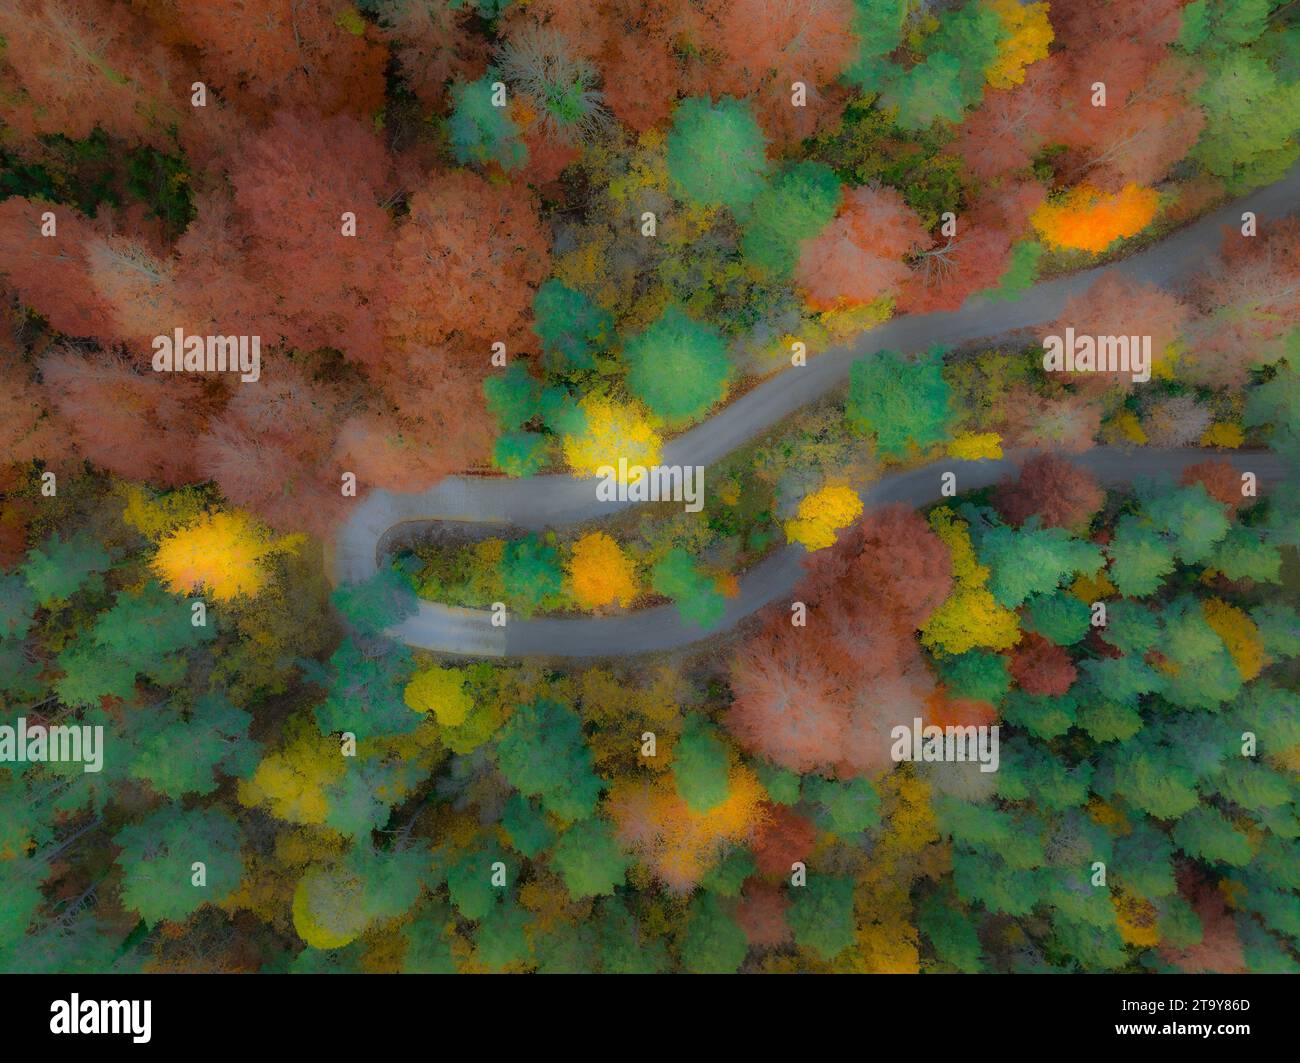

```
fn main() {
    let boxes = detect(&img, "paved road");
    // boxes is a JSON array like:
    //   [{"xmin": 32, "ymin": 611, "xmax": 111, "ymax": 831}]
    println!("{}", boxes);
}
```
[
  {"xmin": 362, "ymin": 449, "xmax": 1287, "ymax": 657},
  {"xmin": 330, "ymin": 165, "xmax": 1299, "ymax": 658}
]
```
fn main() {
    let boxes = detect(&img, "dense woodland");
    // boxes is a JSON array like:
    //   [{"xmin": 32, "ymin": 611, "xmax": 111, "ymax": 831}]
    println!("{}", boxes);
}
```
[{"xmin": 0, "ymin": 0, "xmax": 1298, "ymax": 973}]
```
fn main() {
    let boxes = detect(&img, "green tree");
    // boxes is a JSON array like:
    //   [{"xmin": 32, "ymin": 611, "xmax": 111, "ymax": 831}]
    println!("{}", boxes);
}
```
[
  {"xmin": 742, "ymin": 161, "xmax": 841, "ymax": 277},
  {"xmin": 624, "ymin": 306, "xmax": 731, "ymax": 425},
  {"xmin": 22, "ymin": 532, "xmax": 110, "ymax": 606},
  {"xmin": 551, "ymin": 817, "xmax": 630, "ymax": 899},
  {"xmin": 502, "ymin": 793, "xmax": 556, "ymax": 859},
  {"xmin": 448, "ymin": 75, "xmax": 527, "ymax": 170},
  {"xmin": 1246, "ymin": 357, "xmax": 1300, "ymax": 462},
  {"xmin": 976, "ymin": 519, "xmax": 1104, "ymax": 608},
  {"xmin": 805, "ymin": 775, "xmax": 881, "ymax": 835},
  {"xmin": 1139, "ymin": 481, "xmax": 1230, "ymax": 565},
  {"xmin": 1002, "ymin": 690, "xmax": 1078, "ymax": 740},
  {"xmin": 1021, "ymin": 591, "xmax": 1092, "ymax": 646},
  {"xmin": 918, "ymin": 890, "xmax": 983, "ymax": 972},
  {"xmin": 884, "ymin": 53, "xmax": 967, "ymax": 130},
  {"xmin": 534, "ymin": 920, "xmax": 597, "ymax": 974},
  {"xmin": 650, "ymin": 548, "xmax": 726, "ymax": 629},
  {"xmin": 846, "ymin": 348, "xmax": 953, "ymax": 456},
  {"xmin": 476, "ymin": 902, "xmax": 532, "ymax": 969},
  {"xmin": 495, "ymin": 697, "xmax": 603, "ymax": 823},
  {"xmin": 1106, "ymin": 515, "xmax": 1178, "ymax": 597},
  {"xmin": 876, "ymin": 2, "xmax": 1006, "ymax": 130},
  {"xmin": 672, "ymin": 715, "xmax": 731, "ymax": 813},
  {"xmin": 0, "ymin": 572, "xmax": 36, "ymax": 640},
  {"xmin": 597, "ymin": 899, "xmax": 670, "ymax": 973},
  {"xmin": 1210, "ymin": 526, "xmax": 1282, "ymax": 583},
  {"xmin": 788, "ymin": 876, "xmax": 857, "ymax": 960},
  {"xmin": 701, "ymin": 850, "xmax": 757, "ymax": 896},
  {"xmin": 484, "ymin": 363, "xmax": 541, "ymax": 431},
  {"xmin": 1158, "ymin": 596, "xmax": 1243, "ymax": 710},
  {"xmin": 987, "ymin": 242, "xmax": 1044, "ymax": 301},
  {"xmin": 1173, "ymin": 807, "xmax": 1253, "ymax": 866},
  {"xmin": 533, "ymin": 279, "xmax": 613, "ymax": 371},
  {"xmin": 938, "ymin": 650, "xmax": 1012, "ymax": 703},
  {"xmin": 492, "ymin": 431, "xmax": 551, "ymax": 477},
  {"xmin": 313, "ymin": 638, "xmax": 418, "ymax": 739},
  {"xmin": 1077, "ymin": 654, "xmax": 1164, "ymax": 706},
  {"xmin": 401, "ymin": 904, "xmax": 457, "ymax": 973},
  {"xmin": 667, "ymin": 96, "xmax": 769, "ymax": 213},
  {"xmin": 753, "ymin": 760, "xmax": 802, "ymax": 805},
  {"xmin": 324, "ymin": 759, "xmax": 408, "ymax": 837},
  {"xmin": 499, "ymin": 536, "xmax": 565, "ymax": 616},
  {"xmin": 1192, "ymin": 53, "xmax": 1300, "ymax": 192},
  {"xmin": 444, "ymin": 846, "xmax": 505, "ymax": 921},
  {"xmin": 114, "ymin": 805, "xmax": 245, "ymax": 926},
  {"xmin": 1213, "ymin": 760, "xmax": 1291, "ymax": 813},
  {"xmin": 1105, "ymin": 743, "xmax": 1201, "ymax": 820},
  {"xmin": 331, "ymin": 565, "xmax": 418, "ymax": 638},
  {"xmin": 678, "ymin": 892, "xmax": 748, "ymax": 973},
  {"xmin": 1179, "ymin": 0, "xmax": 1274, "ymax": 54},
  {"xmin": 128, "ymin": 693, "xmax": 258, "ymax": 799},
  {"xmin": 55, "ymin": 581, "xmax": 214, "ymax": 707},
  {"xmin": 1252, "ymin": 604, "xmax": 1300, "ymax": 659},
  {"xmin": 843, "ymin": 0, "xmax": 910, "ymax": 90}
]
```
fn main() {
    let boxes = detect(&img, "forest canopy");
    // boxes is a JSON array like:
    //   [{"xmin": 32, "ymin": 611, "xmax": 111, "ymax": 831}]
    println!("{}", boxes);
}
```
[{"xmin": 0, "ymin": 0, "xmax": 1297, "ymax": 977}]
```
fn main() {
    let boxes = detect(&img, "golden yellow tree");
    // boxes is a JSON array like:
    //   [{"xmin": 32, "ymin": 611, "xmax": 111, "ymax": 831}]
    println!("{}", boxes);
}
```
[
  {"xmin": 152, "ymin": 509, "xmax": 303, "ymax": 601},
  {"xmin": 985, "ymin": 0, "xmax": 1054, "ymax": 89},
  {"xmin": 608, "ymin": 766, "xmax": 767, "ymax": 893},
  {"xmin": 1202, "ymin": 598, "xmax": 1265, "ymax": 681},
  {"xmin": 568, "ymin": 531, "xmax": 638, "ymax": 608},
  {"xmin": 562, "ymin": 394, "xmax": 662, "ymax": 479},
  {"xmin": 577, "ymin": 666, "xmax": 685, "ymax": 775},
  {"xmin": 785, "ymin": 484, "xmax": 864, "ymax": 551},
  {"xmin": 403, "ymin": 665, "xmax": 473, "ymax": 726},
  {"xmin": 946, "ymin": 432, "xmax": 1004, "ymax": 461},
  {"xmin": 921, "ymin": 507, "xmax": 1020, "ymax": 655},
  {"xmin": 1031, "ymin": 184, "xmax": 1160, "ymax": 253},
  {"xmin": 237, "ymin": 716, "xmax": 344, "ymax": 826},
  {"xmin": 120, "ymin": 482, "xmax": 209, "ymax": 539}
]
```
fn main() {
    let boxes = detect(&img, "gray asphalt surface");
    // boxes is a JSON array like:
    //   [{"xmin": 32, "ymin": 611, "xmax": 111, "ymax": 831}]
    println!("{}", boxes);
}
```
[{"xmin": 330, "ymin": 165, "xmax": 1299, "ymax": 658}]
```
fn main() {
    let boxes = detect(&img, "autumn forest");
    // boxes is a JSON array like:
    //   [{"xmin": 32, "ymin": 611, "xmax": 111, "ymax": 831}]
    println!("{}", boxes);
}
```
[{"xmin": 0, "ymin": 0, "xmax": 1298, "ymax": 978}]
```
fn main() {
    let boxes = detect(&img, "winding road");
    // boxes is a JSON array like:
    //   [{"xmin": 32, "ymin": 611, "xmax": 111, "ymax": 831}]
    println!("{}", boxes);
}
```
[{"xmin": 331, "ymin": 165, "xmax": 1299, "ymax": 658}]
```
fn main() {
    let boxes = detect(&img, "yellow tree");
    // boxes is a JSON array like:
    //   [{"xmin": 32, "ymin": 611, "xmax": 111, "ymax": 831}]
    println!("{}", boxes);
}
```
[
  {"xmin": 846, "ymin": 770, "xmax": 943, "ymax": 973},
  {"xmin": 562, "ymin": 394, "xmax": 662, "ymax": 479},
  {"xmin": 946, "ymin": 432, "xmax": 1003, "ymax": 461},
  {"xmin": 152, "ymin": 509, "xmax": 303, "ymax": 602},
  {"xmin": 1031, "ymin": 183, "xmax": 1160, "ymax": 253},
  {"xmin": 238, "ymin": 716, "xmax": 345, "ymax": 826},
  {"xmin": 608, "ymin": 766, "xmax": 767, "ymax": 893},
  {"xmin": 1201, "ymin": 599, "xmax": 1265, "ymax": 681},
  {"xmin": 921, "ymin": 507, "xmax": 1020, "ymax": 655},
  {"xmin": 403, "ymin": 665, "xmax": 473, "ymax": 726},
  {"xmin": 985, "ymin": 0, "xmax": 1054, "ymax": 89},
  {"xmin": 785, "ymin": 484, "xmax": 864, "ymax": 551},
  {"xmin": 293, "ymin": 865, "xmax": 369, "ymax": 949},
  {"xmin": 568, "ymin": 531, "xmax": 638, "ymax": 608}
]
